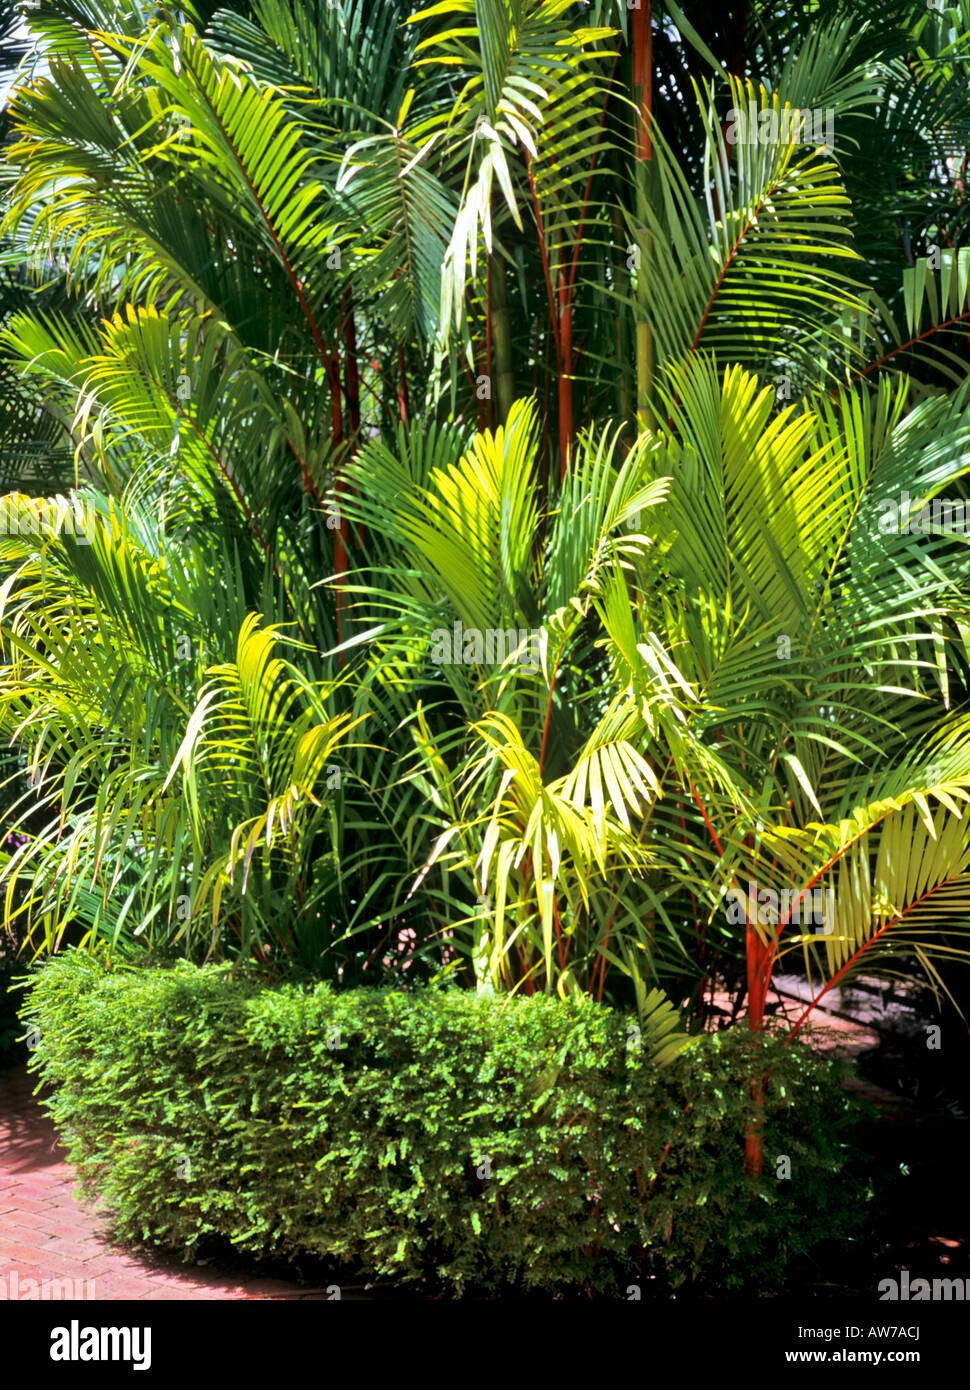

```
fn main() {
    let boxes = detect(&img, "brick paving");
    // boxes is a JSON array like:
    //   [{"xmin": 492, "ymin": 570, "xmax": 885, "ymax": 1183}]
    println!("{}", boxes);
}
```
[{"xmin": 0, "ymin": 1066, "xmax": 334, "ymax": 1300}]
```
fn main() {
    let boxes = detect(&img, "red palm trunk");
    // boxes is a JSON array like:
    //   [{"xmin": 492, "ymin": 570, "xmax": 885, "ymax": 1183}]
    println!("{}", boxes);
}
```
[{"xmin": 744, "ymin": 920, "xmax": 774, "ymax": 1174}]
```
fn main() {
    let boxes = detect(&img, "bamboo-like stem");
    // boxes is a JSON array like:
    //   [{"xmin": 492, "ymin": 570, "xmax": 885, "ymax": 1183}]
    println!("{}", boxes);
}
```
[
  {"xmin": 612, "ymin": 204, "xmax": 635, "ymax": 438},
  {"xmin": 343, "ymin": 289, "xmax": 363, "ymax": 553},
  {"xmin": 631, "ymin": 0, "xmax": 653, "ymax": 434},
  {"xmin": 328, "ymin": 348, "xmax": 347, "ymax": 655},
  {"xmin": 489, "ymin": 253, "xmax": 516, "ymax": 424},
  {"xmin": 558, "ymin": 264, "xmax": 574, "ymax": 480}
]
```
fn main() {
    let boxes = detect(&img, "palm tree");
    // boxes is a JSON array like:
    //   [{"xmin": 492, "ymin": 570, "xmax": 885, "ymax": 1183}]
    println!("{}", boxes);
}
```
[{"xmin": 2, "ymin": 2, "xmax": 970, "ymax": 1156}]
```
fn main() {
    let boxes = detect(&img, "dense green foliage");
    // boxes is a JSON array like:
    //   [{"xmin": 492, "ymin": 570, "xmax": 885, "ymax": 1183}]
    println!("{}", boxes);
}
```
[
  {"xmin": 1, "ymin": 2, "xmax": 970, "ymax": 1050},
  {"xmin": 20, "ymin": 947, "xmax": 869, "ymax": 1293},
  {"xmin": 0, "ymin": 6, "xmax": 969, "ymax": 1296}
]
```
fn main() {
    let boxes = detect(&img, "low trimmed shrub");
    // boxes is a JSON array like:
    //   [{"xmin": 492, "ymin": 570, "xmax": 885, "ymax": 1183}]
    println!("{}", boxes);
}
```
[{"xmin": 20, "ymin": 949, "xmax": 871, "ymax": 1294}]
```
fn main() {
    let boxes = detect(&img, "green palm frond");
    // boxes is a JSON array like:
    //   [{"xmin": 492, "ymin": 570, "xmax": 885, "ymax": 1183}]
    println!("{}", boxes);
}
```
[
  {"xmin": 408, "ymin": 0, "xmax": 616, "ymax": 333},
  {"xmin": 623, "ymin": 74, "xmax": 865, "ymax": 393}
]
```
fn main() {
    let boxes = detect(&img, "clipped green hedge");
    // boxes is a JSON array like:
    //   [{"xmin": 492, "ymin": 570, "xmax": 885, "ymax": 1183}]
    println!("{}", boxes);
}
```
[{"xmin": 21, "ymin": 950, "xmax": 870, "ymax": 1294}]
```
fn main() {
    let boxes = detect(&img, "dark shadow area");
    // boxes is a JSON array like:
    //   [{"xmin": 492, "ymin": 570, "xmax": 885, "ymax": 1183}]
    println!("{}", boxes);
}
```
[{"xmin": 0, "ymin": 1066, "xmax": 64, "ymax": 1174}]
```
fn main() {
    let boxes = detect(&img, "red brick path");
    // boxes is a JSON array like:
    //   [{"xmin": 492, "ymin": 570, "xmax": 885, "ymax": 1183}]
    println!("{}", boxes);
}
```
[{"xmin": 0, "ymin": 1067, "xmax": 334, "ymax": 1300}]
